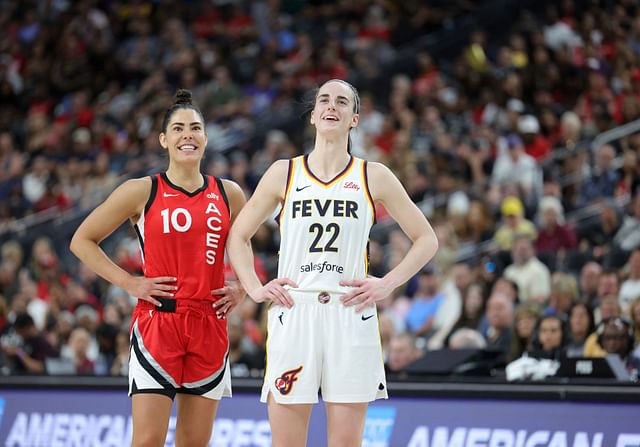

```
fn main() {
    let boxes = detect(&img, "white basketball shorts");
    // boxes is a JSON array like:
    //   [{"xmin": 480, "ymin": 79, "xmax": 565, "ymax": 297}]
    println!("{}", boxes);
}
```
[{"xmin": 261, "ymin": 290, "xmax": 388, "ymax": 404}]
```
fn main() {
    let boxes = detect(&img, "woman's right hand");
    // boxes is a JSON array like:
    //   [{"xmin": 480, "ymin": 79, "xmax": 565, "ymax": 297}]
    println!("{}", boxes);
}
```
[
  {"xmin": 249, "ymin": 278, "xmax": 297, "ymax": 308},
  {"xmin": 124, "ymin": 276, "xmax": 177, "ymax": 307}
]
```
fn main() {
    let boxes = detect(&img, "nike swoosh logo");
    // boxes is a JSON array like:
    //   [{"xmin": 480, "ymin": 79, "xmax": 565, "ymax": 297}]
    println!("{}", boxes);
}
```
[
  {"xmin": 361, "ymin": 314, "xmax": 375, "ymax": 321},
  {"xmin": 163, "ymin": 193, "xmax": 179, "ymax": 197},
  {"xmin": 295, "ymin": 185, "xmax": 311, "ymax": 192}
]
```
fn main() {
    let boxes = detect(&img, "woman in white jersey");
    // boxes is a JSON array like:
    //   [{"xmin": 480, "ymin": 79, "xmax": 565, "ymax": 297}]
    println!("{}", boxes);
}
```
[{"xmin": 227, "ymin": 79, "xmax": 438, "ymax": 446}]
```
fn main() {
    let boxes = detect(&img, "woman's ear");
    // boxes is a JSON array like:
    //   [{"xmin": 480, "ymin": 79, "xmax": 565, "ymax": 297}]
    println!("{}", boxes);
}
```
[{"xmin": 159, "ymin": 133, "xmax": 167, "ymax": 149}]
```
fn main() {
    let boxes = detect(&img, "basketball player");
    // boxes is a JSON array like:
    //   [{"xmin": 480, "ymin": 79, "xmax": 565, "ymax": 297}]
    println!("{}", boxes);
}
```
[
  {"xmin": 70, "ymin": 90, "xmax": 246, "ymax": 447},
  {"xmin": 227, "ymin": 79, "xmax": 438, "ymax": 446}
]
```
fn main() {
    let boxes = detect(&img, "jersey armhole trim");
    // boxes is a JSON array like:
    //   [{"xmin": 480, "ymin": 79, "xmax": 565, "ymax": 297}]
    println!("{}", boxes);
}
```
[
  {"xmin": 144, "ymin": 175, "xmax": 158, "ymax": 215},
  {"xmin": 276, "ymin": 158, "xmax": 294, "ymax": 226},
  {"xmin": 362, "ymin": 160, "xmax": 376, "ymax": 225},
  {"xmin": 215, "ymin": 177, "xmax": 230, "ymax": 216}
]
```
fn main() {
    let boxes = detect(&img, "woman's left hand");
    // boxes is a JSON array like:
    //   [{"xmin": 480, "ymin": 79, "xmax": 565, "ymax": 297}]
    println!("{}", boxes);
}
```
[
  {"xmin": 212, "ymin": 281, "xmax": 246, "ymax": 318},
  {"xmin": 339, "ymin": 277, "xmax": 393, "ymax": 312}
]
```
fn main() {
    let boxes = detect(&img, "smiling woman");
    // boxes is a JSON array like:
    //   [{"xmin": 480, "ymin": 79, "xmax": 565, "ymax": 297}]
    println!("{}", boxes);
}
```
[
  {"xmin": 227, "ymin": 79, "xmax": 439, "ymax": 447},
  {"xmin": 69, "ymin": 89, "xmax": 248, "ymax": 447}
]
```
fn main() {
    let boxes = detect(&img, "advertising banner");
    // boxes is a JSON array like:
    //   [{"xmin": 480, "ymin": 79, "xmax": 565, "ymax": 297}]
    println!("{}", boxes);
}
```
[{"xmin": 0, "ymin": 389, "xmax": 638, "ymax": 446}]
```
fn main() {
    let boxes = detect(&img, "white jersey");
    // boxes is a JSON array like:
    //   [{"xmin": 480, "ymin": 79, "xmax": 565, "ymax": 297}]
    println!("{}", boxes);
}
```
[{"xmin": 277, "ymin": 155, "xmax": 375, "ymax": 294}]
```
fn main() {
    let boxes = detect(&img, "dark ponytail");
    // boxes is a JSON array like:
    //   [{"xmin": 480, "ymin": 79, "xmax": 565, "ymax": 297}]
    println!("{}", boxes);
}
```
[{"xmin": 161, "ymin": 89, "xmax": 204, "ymax": 132}]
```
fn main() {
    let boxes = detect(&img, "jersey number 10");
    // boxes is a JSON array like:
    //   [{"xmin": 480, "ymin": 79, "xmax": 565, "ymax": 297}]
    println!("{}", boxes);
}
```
[{"xmin": 161, "ymin": 208, "xmax": 193, "ymax": 233}]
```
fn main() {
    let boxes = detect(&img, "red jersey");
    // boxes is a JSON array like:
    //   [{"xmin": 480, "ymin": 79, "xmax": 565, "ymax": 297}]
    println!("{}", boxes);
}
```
[{"xmin": 134, "ymin": 173, "xmax": 230, "ymax": 300}]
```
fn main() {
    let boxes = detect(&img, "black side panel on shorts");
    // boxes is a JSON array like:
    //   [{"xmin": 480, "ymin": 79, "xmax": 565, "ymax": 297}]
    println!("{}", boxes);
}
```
[
  {"xmin": 177, "ymin": 355, "xmax": 229, "ymax": 396},
  {"xmin": 131, "ymin": 379, "xmax": 176, "ymax": 400}
]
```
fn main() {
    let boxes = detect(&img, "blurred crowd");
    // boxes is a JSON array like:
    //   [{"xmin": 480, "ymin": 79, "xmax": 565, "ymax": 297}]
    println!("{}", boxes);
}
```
[{"xmin": 1, "ymin": 0, "xmax": 640, "ymax": 381}]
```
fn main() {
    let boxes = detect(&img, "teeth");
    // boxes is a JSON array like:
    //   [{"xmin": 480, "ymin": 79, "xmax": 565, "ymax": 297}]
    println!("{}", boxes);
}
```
[{"xmin": 179, "ymin": 145, "xmax": 196, "ymax": 150}]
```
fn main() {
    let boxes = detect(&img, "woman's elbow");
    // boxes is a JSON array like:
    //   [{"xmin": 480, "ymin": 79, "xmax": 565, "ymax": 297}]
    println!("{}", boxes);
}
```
[
  {"xmin": 431, "ymin": 232, "xmax": 440, "ymax": 251},
  {"xmin": 69, "ymin": 231, "xmax": 90, "ymax": 258},
  {"xmin": 69, "ymin": 232, "xmax": 81, "ymax": 258},
  {"xmin": 425, "ymin": 228, "xmax": 439, "ymax": 255}
]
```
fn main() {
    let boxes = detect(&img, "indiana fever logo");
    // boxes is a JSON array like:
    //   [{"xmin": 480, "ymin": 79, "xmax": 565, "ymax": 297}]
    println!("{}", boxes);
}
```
[{"xmin": 274, "ymin": 366, "xmax": 303, "ymax": 395}]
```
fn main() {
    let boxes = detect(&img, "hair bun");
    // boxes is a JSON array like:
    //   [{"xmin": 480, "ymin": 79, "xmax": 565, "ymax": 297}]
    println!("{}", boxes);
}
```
[{"xmin": 174, "ymin": 89, "xmax": 193, "ymax": 105}]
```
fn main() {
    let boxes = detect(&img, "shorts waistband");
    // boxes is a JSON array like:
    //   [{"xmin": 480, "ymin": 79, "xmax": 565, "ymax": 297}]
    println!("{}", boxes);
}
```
[
  {"xmin": 136, "ymin": 298, "xmax": 217, "ymax": 314},
  {"xmin": 287, "ymin": 289, "xmax": 346, "ymax": 305}
]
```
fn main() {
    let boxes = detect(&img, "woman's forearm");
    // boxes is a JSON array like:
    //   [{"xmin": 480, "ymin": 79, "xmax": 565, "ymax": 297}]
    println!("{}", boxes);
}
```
[
  {"xmin": 382, "ymin": 232, "xmax": 438, "ymax": 290},
  {"xmin": 70, "ymin": 237, "xmax": 132, "ymax": 290},
  {"xmin": 227, "ymin": 235, "xmax": 264, "ymax": 297}
]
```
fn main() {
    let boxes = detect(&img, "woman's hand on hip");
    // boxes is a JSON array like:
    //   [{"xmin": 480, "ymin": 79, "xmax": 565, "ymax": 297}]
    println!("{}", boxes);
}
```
[
  {"xmin": 212, "ymin": 280, "xmax": 246, "ymax": 318},
  {"xmin": 125, "ymin": 276, "xmax": 177, "ymax": 307},
  {"xmin": 249, "ymin": 278, "xmax": 298, "ymax": 308},
  {"xmin": 339, "ymin": 277, "xmax": 393, "ymax": 312}
]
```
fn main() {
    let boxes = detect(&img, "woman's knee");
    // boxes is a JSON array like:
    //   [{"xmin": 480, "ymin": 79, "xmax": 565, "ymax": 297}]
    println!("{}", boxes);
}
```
[
  {"xmin": 174, "ymin": 425, "xmax": 214, "ymax": 447},
  {"xmin": 131, "ymin": 432, "xmax": 167, "ymax": 447}
]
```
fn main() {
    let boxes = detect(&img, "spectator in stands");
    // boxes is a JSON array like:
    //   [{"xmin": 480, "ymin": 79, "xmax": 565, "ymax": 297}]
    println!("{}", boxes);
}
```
[
  {"xmin": 518, "ymin": 114, "xmax": 551, "ymax": 162},
  {"xmin": 579, "ymin": 261, "xmax": 602, "ymax": 306},
  {"xmin": 594, "ymin": 270, "xmax": 621, "ymax": 315},
  {"xmin": 0, "ymin": 313, "xmax": 57, "ymax": 374},
  {"xmin": 445, "ymin": 283, "xmax": 485, "ymax": 346},
  {"xmin": 63, "ymin": 327, "xmax": 95, "ymax": 375},
  {"xmin": 493, "ymin": 196, "xmax": 537, "ymax": 252},
  {"xmin": 620, "ymin": 248, "xmax": 640, "ymax": 314},
  {"xmin": 448, "ymin": 328, "xmax": 487, "ymax": 350},
  {"xmin": 576, "ymin": 200, "xmax": 621, "ymax": 265},
  {"xmin": 509, "ymin": 302, "xmax": 542, "ymax": 362},
  {"xmin": 597, "ymin": 317, "xmax": 640, "ymax": 374},
  {"xmin": 0, "ymin": 258, "xmax": 19, "ymax": 305},
  {"xmin": 0, "ymin": 295, "xmax": 7, "ymax": 336},
  {"xmin": 110, "ymin": 330, "xmax": 130, "ymax": 377},
  {"xmin": 94, "ymin": 323, "xmax": 118, "ymax": 376},
  {"xmin": 613, "ymin": 189, "xmax": 640, "ymax": 253},
  {"xmin": 481, "ymin": 292, "xmax": 514, "ymax": 365},
  {"xmin": 466, "ymin": 199, "xmax": 495, "ymax": 244},
  {"xmin": 491, "ymin": 277, "xmax": 520, "ymax": 304},
  {"xmin": 557, "ymin": 111, "xmax": 584, "ymax": 151},
  {"xmin": 565, "ymin": 303, "xmax": 595, "ymax": 358},
  {"xmin": 584, "ymin": 296, "xmax": 623, "ymax": 357},
  {"xmin": 504, "ymin": 235, "xmax": 551, "ymax": 304},
  {"xmin": 427, "ymin": 263, "xmax": 466, "ymax": 349},
  {"xmin": 405, "ymin": 266, "xmax": 446, "ymax": 339},
  {"xmin": 529, "ymin": 315, "xmax": 566, "ymax": 360},
  {"xmin": 490, "ymin": 135, "xmax": 541, "ymax": 204},
  {"xmin": 545, "ymin": 273, "xmax": 579, "ymax": 317},
  {"xmin": 578, "ymin": 144, "xmax": 619, "ymax": 207},
  {"xmin": 630, "ymin": 298, "xmax": 640, "ymax": 361},
  {"xmin": 228, "ymin": 313, "xmax": 263, "ymax": 378},
  {"xmin": 615, "ymin": 149, "xmax": 640, "ymax": 199},
  {"xmin": 535, "ymin": 196, "xmax": 577, "ymax": 263},
  {"xmin": 385, "ymin": 332, "xmax": 422, "ymax": 376}
]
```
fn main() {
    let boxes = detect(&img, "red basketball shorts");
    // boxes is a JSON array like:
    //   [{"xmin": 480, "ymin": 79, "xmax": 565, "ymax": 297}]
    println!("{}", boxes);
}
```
[{"xmin": 128, "ymin": 298, "xmax": 231, "ymax": 400}]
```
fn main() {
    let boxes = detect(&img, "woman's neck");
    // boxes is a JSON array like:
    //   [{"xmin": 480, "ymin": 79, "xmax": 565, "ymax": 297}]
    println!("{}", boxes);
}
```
[
  {"xmin": 309, "ymin": 137, "xmax": 351, "ymax": 180},
  {"xmin": 165, "ymin": 164, "xmax": 203, "ymax": 192}
]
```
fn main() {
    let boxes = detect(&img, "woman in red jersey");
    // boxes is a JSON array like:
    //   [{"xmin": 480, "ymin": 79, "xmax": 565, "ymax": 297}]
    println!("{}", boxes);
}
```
[{"xmin": 71, "ymin": 89, "xmax": 246, "ymax": 447}]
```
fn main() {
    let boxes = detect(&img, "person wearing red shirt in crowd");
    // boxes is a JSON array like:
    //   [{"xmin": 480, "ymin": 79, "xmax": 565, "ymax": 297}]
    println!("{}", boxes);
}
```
[
  {"xmin": 71, "ymin": 90, "xmax": 246, "ymax": 447},
  {"xmin": 535, "ymin": 196, "xmax": 577, "ymax": 255},
  {"xmin": 518, "ymin": 115, "xmax": 551, "ymax": 161}
]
